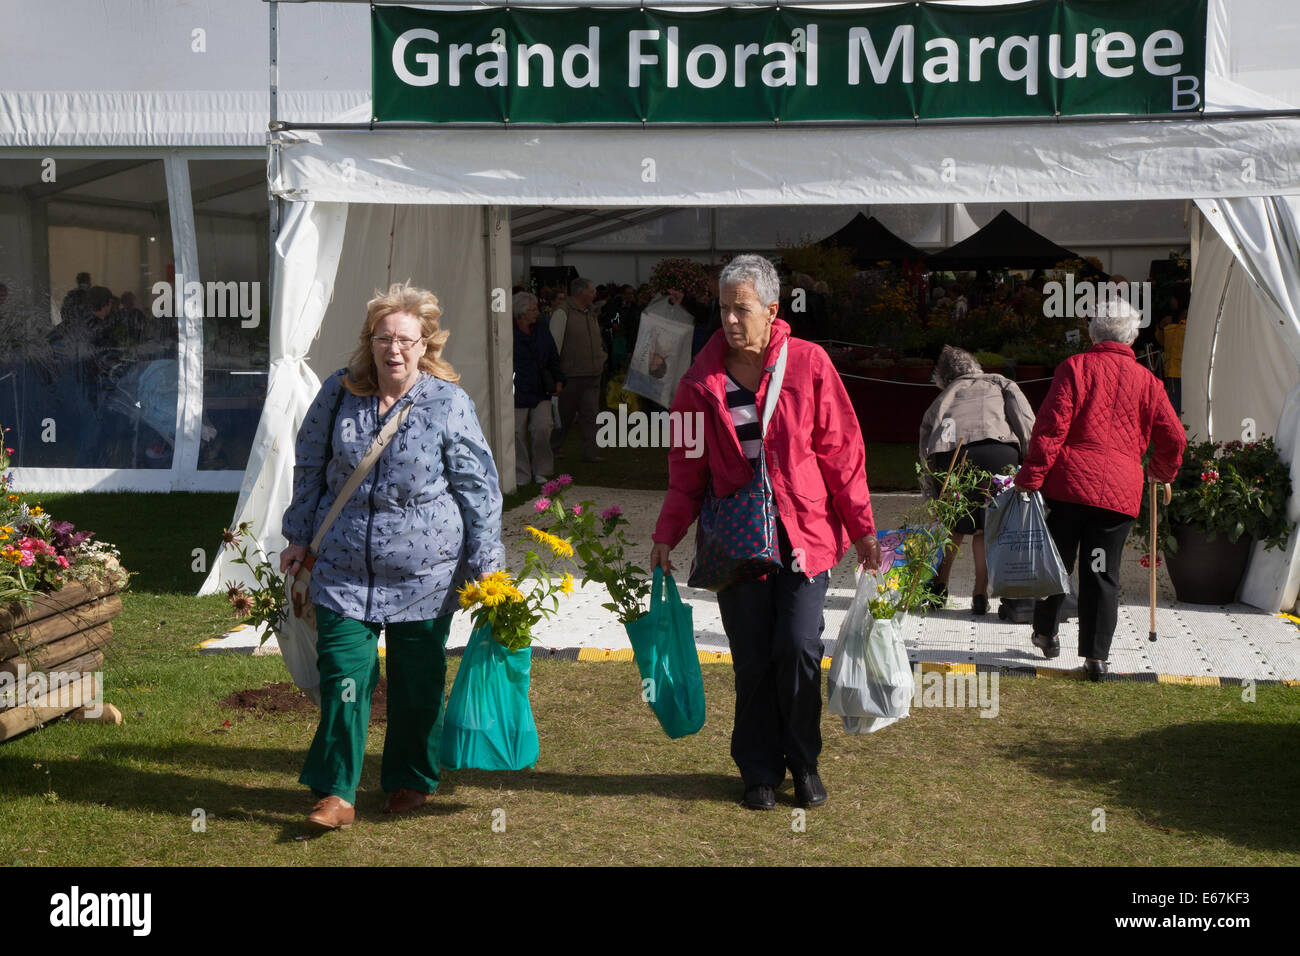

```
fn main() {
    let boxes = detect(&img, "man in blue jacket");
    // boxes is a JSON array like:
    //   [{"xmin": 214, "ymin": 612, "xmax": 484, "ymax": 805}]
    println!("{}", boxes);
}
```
[{"xmin": 513, "ymin": 291, "xmax": 565, "ymax": 486}]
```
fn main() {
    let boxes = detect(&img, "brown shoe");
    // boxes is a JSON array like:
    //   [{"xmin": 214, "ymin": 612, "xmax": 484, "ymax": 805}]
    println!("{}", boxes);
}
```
[
  {"xmin": 382, "ymin": 787, "xmax": 430, "ymax": 815},
  {"xmin": 305, "ymin": 795, "xmax": 354, "ymax": 831}
]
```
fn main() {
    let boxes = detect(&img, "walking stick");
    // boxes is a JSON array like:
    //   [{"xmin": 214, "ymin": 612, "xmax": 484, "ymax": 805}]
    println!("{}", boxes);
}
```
[
  {"xmin": 1149, "ymin": 480, "xmax": 1158, "ymax": 643},
  {"xmin": 1148, "ymin": 480, "xmax": 1172, "ymax": 642}
]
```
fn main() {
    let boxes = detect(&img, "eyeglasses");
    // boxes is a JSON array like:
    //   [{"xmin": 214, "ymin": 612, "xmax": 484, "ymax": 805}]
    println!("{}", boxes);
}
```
[{"xmin": 372, "ymin": 335, "xmax": 422, "ymax": 351}]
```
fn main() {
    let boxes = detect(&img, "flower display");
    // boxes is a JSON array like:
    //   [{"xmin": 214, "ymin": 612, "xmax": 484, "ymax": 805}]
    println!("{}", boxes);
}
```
[
  {"xmin": 1135, "ymin": 434, "xmax": 1295, "ymax": 559},
  {"xmin": 0, "ymin": 432, "xmax": 130, "ymax": 607},
  {"xmin": 648, "ymin": 257, "xmax": 709, "ymax": 301},
  {"xmin": 459, "ymin": 536, "xmax": 575, "ymax": 652},
  {"xmin": 532, "ymin": 485, "xmax": 650, "ymax": 624}
]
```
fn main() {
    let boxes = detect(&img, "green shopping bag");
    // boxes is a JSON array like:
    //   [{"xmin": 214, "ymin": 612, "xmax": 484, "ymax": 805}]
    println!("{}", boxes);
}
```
[
  {"xmin": 440, "ymin": 623, "xmax": 539, "ymax": 771},
  {"xmin": 624, "ymin": 568, "xmax": 706, "ymax": 739}
]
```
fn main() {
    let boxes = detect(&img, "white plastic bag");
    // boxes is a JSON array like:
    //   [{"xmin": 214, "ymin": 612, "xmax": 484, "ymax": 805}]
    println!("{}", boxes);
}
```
[
  {"xmin": 280, "ymin": 569, "xmax": 322, "ymax": 705},
  {"xmin": 827, "ymin": 570, "xmax": 913, "ymax": 735},
  {"xmin": 984, "ymin": 488, "xmax": 1072, "ymax": 599}
]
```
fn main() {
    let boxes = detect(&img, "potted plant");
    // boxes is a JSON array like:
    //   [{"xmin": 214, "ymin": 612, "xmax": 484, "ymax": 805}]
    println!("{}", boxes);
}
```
[
  {"xmin": 861, "ymin": 357, "xmax": 902, "ymax": 381},
  {"xmin": 972, "ymin": 351, "xmax": 1007, "ymax": 375},
  {"xmin": 0, "ymin": 434, "xmax": 130, "ymax": 739},
  {"xmin": 1134, "ymin": 436, "xmax": 1295, "ymax": 605}
]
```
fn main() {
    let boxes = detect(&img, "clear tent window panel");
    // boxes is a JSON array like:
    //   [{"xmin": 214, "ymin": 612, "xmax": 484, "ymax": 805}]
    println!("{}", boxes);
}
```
[
  {"xmin": 0, "ymin": 158, "xmax": 176, "ymax": 470},
  {"xmin": 189, "ymin": 160, "xmax": 271, "ymax": 472}
]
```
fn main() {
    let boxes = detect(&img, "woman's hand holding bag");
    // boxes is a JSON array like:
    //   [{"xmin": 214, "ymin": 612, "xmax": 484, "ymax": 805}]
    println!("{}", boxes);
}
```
[{"xmin": 624, "ymin": 567, "xmax": 706, "ymax": 739}]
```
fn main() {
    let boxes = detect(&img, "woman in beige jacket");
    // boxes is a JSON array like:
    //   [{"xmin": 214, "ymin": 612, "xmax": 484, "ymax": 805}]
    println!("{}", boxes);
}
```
[{"xmin": 918, "ymin": 345, "xmax": 1037, "ymax": 614}]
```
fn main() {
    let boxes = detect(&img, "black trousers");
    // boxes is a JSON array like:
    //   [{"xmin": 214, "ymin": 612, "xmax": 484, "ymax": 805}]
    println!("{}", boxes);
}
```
[
  {"xmin": 1033, "ymin": 497, "xmax": 1135, "ymax": 661},
  {"xmin": 716, "ymin": 555, "xmax": 830, "ymax": 788}
]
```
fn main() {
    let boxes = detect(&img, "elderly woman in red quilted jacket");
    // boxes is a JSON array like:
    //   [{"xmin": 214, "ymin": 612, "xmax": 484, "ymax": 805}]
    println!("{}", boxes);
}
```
[
  {"xmin": 1014, "ymin": 298, "xmax": 1186, "ymax": 680},
  {"xmin": 650, "ymin": 254, "xmax": 881, "ymax": 812}
]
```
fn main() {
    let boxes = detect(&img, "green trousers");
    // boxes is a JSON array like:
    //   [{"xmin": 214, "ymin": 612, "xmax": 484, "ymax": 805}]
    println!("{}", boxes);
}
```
[{"xmin": 299, "ymin": 606, "xmax": 452, "ymax": 804}]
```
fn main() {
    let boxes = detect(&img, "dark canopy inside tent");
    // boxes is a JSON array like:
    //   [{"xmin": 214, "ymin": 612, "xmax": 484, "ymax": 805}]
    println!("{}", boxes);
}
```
[
  {"xmin": 927, "ymin": 209, "xmax": 1098, "ymax": 272},
  {"xmin": 818, "ymin": 213, "xmax": 926, "ymax": 266}
]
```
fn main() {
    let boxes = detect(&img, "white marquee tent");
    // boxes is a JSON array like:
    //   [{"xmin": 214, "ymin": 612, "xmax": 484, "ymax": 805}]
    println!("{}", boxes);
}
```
[
  {"xmin": 0, "ymin": 0, "xmax": 1296, "ymax": 611},
  {"xmin": 201, "ymin": 0, "xmax": 1300, "ymax": 614}
]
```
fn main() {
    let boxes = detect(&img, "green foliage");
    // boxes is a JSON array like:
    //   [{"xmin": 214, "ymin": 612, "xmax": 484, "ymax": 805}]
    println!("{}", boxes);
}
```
[{"xmin": 1135, "ymin": 435, "xmax": 1295, "ymax": 558}]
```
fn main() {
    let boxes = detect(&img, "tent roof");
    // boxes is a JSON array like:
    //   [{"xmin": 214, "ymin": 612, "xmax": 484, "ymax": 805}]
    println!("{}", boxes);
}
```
[
  {"xmin": 818, "ymin": 213, "xmax": 925, "ymax": 266},
  {"xmin": 926, "ymin": 210, "xmax": 1087, "ymax": 271}
]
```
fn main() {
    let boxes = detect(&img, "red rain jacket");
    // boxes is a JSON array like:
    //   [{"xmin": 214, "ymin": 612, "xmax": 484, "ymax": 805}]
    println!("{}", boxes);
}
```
[
  {"xmin": 652, "ymin": 319, "xmax": 875, "ymax": 578},
  {"xmin": 1014, "ymin": 341, "xmax": 1187, "ymax": 517}
]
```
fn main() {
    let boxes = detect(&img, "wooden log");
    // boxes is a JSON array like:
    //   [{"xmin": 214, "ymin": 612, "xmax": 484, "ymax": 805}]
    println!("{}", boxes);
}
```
[
  {"xmin": 0, "ymin": 581, "xmax": 114, "ymax": 632},
  {"xmin": 0, "ymin": 672, "xmax": 98, "ymax": 741},
  {"xmin": 0, "ymin": 595, "xmax": 121, "ymax": 662},
  {"xmin": 71, "ymin": 703, "xmax": 122, "ymax": 725},
  {"xmin": 0, "ymin": 650, "xmax": 104, "ymax": 711},
  {"xmin": 0, "ymin": 625, "xmax": 112, "ymax": 675}
]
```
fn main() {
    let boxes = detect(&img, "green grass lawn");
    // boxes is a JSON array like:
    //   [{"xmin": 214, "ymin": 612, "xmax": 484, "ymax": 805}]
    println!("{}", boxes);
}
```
[{"xmin": 1, "ymin": 585, "xmax": 1296, "ymax": 866}]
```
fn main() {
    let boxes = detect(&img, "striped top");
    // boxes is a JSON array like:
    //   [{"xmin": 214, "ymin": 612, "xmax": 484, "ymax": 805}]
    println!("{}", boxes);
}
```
[{"xmin": 724, "ymin": 369, "xmax": 763, "ymax": 463}]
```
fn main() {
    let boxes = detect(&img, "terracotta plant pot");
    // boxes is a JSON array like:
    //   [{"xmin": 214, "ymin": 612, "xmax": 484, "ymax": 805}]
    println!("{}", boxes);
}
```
[
  {"xmin": 1016, "ymin": 364, "xmax": 1048, "ymax": 380},
  {"xmin": 900, "ymin": 364, "xmax": 934, "ymax": 383},
  {"xmin": 1163, "ymin": 522, "xmax": 1254, "ymax": 605}
]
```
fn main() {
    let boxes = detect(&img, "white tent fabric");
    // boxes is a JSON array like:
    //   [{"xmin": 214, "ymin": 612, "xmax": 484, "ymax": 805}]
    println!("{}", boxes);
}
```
[
  {"xmin": 1184, "ymin": 197, "xmax": 1300, "ymax": 610},
  {"xmin": 200, "ymin": 201, "xmax": 348, "ymax": 593},
  {"xmin": 272, "ymin": 114, "xmax": 1300, "ymax": 208},
  {"xmin": 200, "ymin": 201, "xmax": 514, "ymax": 595}
]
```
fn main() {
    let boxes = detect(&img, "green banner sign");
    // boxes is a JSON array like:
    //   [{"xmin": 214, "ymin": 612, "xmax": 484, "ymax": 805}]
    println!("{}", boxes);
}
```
[{"xmin": 372, "ymin": 1, "xmax": 1207, "ymax": 124}]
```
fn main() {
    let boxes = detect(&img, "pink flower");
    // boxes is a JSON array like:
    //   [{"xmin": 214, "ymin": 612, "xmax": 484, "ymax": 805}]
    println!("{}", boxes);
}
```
[
  {"xmin": 601, "ymin": 505, "xmax": 623, "ymax": 520},
  {"xmin": 1201, "ymin": 470, "xmax": 1219, "ymax": 483},
  {"xmin": 534, "ymin": 497, "xmax": 551, "ymax": 513},
  {"xmin": 556, "ymin": 474, "xmax": 573, "ymax": 488},
  {"xmin": 1139, "ymin": 554, "xmax": 1163, "ymax": 568},
  {"xmin": 19, "ymin": 550, "xmax": 34, "ymax": 567},
  {"xmin": 572, "ymin": 505, "xmax": 583, "ymax": 516},
  {"xmin": 3, "ymin": 448, "xmax": 11, "ymax": 455},
  {"xmin": 541, "ymin": 479, "xmax": 562, "ymax": 497},
  {"xmin": 56, "ymin": 555, "xmax": 69, "ymax": 569}
]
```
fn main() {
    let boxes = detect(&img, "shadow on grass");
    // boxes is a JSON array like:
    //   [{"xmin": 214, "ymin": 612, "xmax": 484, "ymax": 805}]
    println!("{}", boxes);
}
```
[
  {"xmin": 0, "ymin": 743, "xmax": 467, "ymax": 843},
  {"xmin": 1003, "ymin": 719, "xmax": 1300, "ymax": 853},
  {"xmin": 0, "ymin": 739, "xmax": 741, "ymax": 840},
  {"xmin": 438, "ymin": 770, "xmax": 739, "ymax": 804}
]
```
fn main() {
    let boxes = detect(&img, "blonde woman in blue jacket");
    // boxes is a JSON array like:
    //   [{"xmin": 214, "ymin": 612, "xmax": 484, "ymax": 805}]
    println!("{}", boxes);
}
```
[{"xmin": 281, "ymin": 283, "xmax": 505, "ymax": 831}]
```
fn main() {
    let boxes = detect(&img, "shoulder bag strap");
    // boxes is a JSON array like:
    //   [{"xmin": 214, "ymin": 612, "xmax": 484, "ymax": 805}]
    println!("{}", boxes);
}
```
[
  {"xmin": 759, "ymin": 341, "xmax": 788, "ymax": 437},
  {"xmin": 307, "ymin": 401, "xmax": 413, "ymax": 558}
]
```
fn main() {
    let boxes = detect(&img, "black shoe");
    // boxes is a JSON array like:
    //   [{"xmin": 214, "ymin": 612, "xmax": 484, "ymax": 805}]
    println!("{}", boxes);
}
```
[
  {"xmin": 971, "ymin": 594, "xmax": 988, "ymax": 616},
  {"xmin": 1031, "ymin": 631, "xmax": 1061, "ymax": 659},
  {"xmin": 1084, "ymin": 659, "xmax": 1108, "ymax": 682},
  {"xmin": 741, "ymin": 785, "xmax": 776, "ymax": 811},
  {"xmin": 793, "ymin": 770, "xmax": 827, "ymax": 809}
]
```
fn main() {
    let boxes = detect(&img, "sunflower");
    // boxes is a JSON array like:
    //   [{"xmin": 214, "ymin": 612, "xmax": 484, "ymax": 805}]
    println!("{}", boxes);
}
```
[
  {"xmin": 559, "ymin": 573, "xmax": 575, "ymax": 595},
  {"xmin": 480, "ymin": 579, "xmax": 510, "ymax": 607},
  {"xmin": 457, "ymin": 580, "xmax": 482, "ymax": 610}
]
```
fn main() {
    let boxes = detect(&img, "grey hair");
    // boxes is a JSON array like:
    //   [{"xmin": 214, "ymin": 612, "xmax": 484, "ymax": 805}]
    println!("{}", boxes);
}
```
[
  {"xmin": 933, "ymin": 345, "xmax": 982, "ymax": 389},
  {"xmin": 568, "ymin": 276, "xmax": 593, "ymax": 296},
  {"xmin": 512, "ymin": 291, "xmax": 538, "ymax": 319},
  {"xmin": 720, "ymin": 254, "xmax": 780, "ymax": 308},
  {"xmin": 1088, "ymin": 294, "xmax": 1141, "ymax": 345}
]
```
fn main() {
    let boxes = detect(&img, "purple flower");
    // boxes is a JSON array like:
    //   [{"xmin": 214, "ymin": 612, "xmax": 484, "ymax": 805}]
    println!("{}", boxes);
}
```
[
  {"xmin": 534, "ymin": 497, "xmax": 551, "ymax": 513},
  {"xmin": 601, "ymin": 505, "xmax": 623, "ymax": 521}
]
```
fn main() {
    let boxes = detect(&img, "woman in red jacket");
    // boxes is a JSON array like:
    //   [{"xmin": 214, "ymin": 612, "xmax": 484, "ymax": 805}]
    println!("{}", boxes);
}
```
[
  {"xmin": 1014, "ymin": 298, "xmax": 1186, "ymax": 680},
  {"xmin": 650, "ymin": 254, "xmax": 881, "ymax": 812}
]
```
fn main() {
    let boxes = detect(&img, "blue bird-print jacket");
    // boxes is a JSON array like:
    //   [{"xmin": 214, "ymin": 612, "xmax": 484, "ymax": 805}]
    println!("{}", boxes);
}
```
[{"xmin": 282, "ymin": 369, "xmax": 506, "ymax": 624}]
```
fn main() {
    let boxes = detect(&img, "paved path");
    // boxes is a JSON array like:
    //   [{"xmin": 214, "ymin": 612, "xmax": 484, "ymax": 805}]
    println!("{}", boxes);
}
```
[{"xmin": 204, "ymin": 487, "xmax": 1300, "ymax": 684}]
